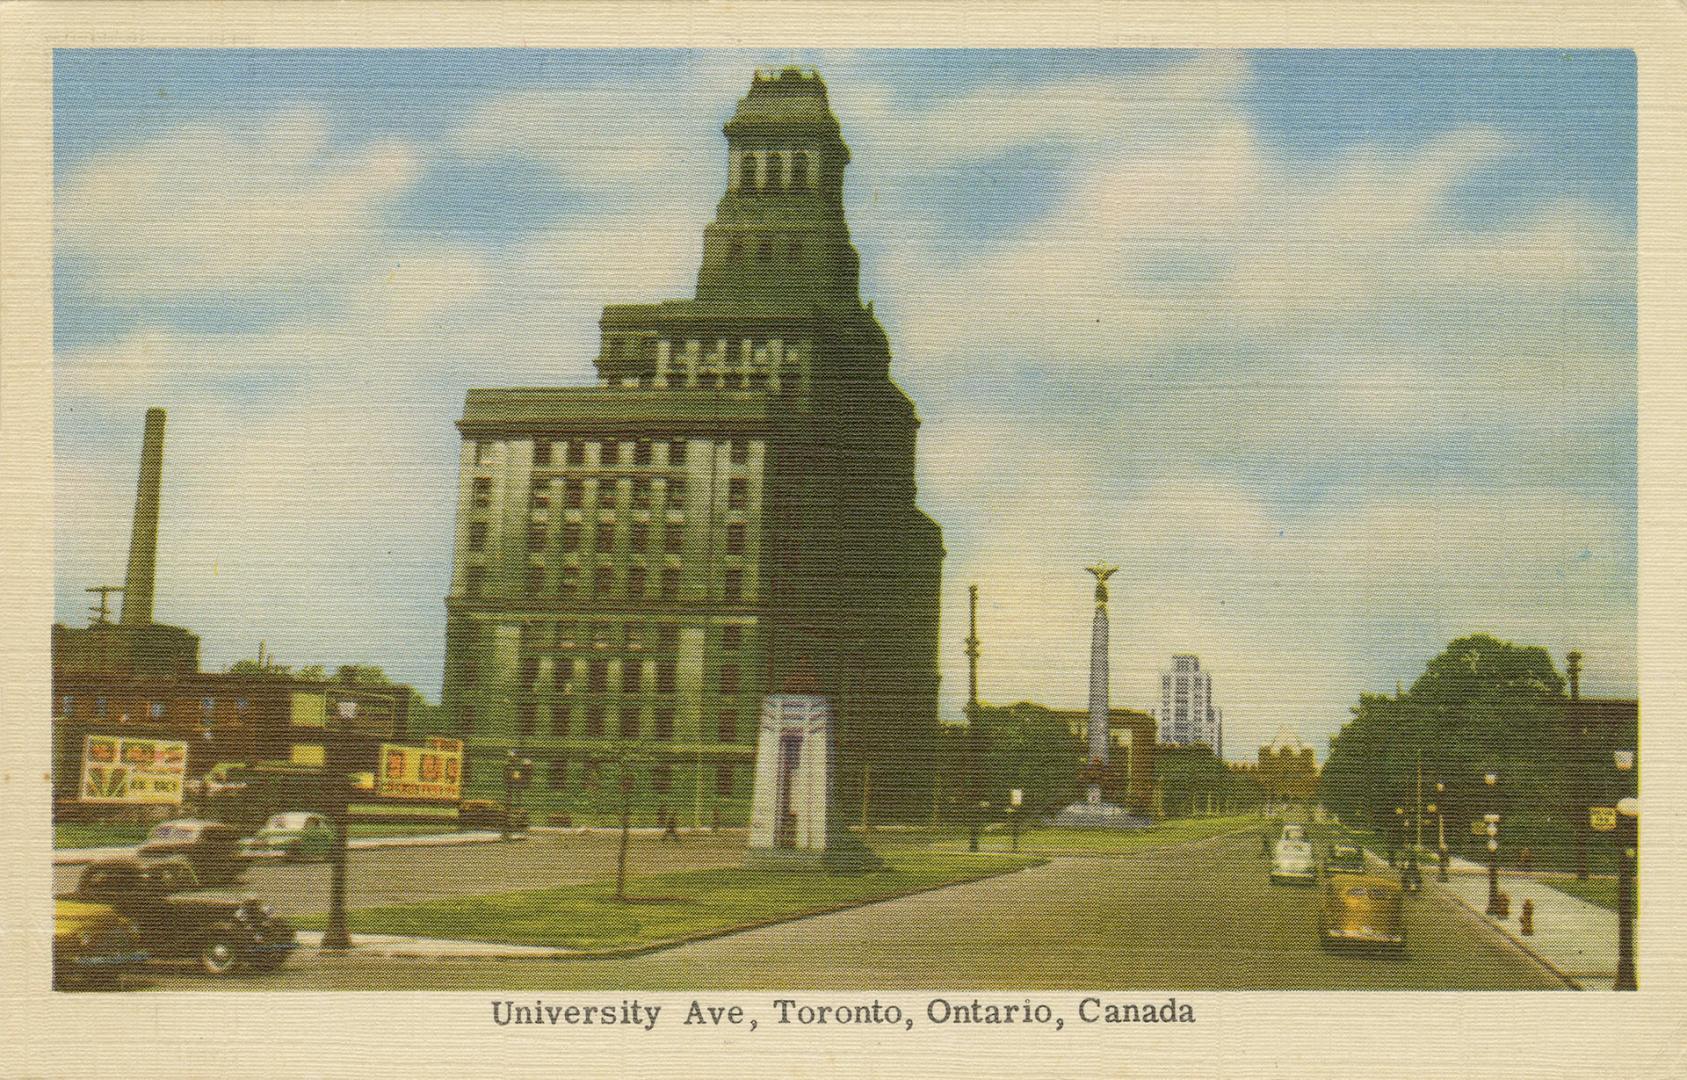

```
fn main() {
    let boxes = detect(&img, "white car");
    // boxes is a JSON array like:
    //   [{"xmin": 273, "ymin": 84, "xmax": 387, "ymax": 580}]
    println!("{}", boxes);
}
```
[{"xmin": 1270, "ymin": 838, "xmax": 1317, "ymax": 884}]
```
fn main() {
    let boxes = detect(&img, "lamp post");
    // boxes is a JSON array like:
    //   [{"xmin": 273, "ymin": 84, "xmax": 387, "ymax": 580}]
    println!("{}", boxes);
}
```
[
  {"xmin": 1433, "ymin": 781, "xmax": 1448, "ymax": 882},
  {"xmin": 1484, "ymin": 771, "xmax": 1501, "ymax": 916},
  {"xmin": 321, "ymin": 738, "xmax": 352, "ymax": 951},
  {"xmin": 1393, "ymin": 806, "xmax": 1405, "ymax": 868},
  {"xmin": 1614, "ymin": 749, "xmax": 1637, "ymax": 991}
]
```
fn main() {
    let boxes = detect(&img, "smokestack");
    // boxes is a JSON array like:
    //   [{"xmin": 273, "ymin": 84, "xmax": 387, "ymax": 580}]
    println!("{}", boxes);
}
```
[
  {"xmin": 1567, "ymin": 650, "xmax": 1583, "ymax": 702},
  {"xmin": 119, "ymin": 408, "xmax": 166, "ymax": 626}
]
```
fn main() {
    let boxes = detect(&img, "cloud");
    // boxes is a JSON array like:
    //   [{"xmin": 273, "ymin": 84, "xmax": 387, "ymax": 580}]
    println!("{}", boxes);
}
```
[{"xmin": 57, "ymin": 108, "xmax": 418, "ymax": 301}]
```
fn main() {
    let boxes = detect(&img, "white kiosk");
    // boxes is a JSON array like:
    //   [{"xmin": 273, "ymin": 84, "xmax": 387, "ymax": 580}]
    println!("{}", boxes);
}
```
[{"xmin": 746, "ymin": 683, "xmax": 881, "ymax": 872}]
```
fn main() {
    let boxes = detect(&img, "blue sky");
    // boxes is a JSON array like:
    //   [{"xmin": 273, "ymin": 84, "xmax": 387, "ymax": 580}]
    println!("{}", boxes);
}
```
[{"xmin": 53, "ymin": 49, "xmax": 1637, "ymax": 759}]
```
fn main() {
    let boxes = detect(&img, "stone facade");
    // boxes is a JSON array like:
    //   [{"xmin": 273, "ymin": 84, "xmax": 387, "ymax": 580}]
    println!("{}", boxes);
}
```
[{"xmin": 440, "ymin": 68, "xmax": 944, "ymax": 823}]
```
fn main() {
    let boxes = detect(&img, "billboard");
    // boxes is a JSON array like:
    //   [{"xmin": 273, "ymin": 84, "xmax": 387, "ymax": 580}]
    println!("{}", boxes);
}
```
[
  {"xmin": 80, "ymin": 734, "xmax": 187, "ymax": 805},
  {"xmin": 376, "ymin": 741, "xmax": 462, "ymax": 801}
]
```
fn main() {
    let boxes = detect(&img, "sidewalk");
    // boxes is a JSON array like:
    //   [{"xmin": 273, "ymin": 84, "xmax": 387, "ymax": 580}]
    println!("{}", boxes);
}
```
[
  {"xmin": 52, "ymin": 829, "xmax": 512, "ymax": 866},
  {"xmin": 1374, "ymin": 851, "xmax": 1623, "ymax": 990},
  {"xmin": 292, "ymin": 930, "xmax": 576, "ymax": 959}
]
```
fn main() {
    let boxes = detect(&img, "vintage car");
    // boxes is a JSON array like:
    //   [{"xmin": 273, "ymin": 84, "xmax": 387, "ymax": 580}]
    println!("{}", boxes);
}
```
[
  {"xmin": 242, "ymin": 811, "xmax": 334, "ymax": 861},
  {"xmin": 69, "ymin": 857, "xmax": 296, "ymax": 976},
  {"xmin": 1319, "ymin": 873, "xmax": 1407, "ymax": 950},
  {"xmin": 53, "ymin": 898, "xmax": 147, "ymax": 990},
  {"xmin": 458, "ymin": 798, "xmax": 528, "ymax": 833},
  {"xmin": 1270, "ymin": 838, "xmax": 1318, "ymax": 884},
  {"xmin": 136, "ymin": 818, "xmax": 244, "ymax": 885},
  {"xmin": 1323, "ymin": 843, "xmax": 1368, "ymax": 876}
]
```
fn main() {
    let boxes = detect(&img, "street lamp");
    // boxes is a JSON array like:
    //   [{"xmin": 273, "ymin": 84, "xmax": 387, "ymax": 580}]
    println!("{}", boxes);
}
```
[
  {"xmin": 1484, "ymin": 771, "xmax": 1501, "ymax": 916},
  {"xmin": 1393, "ymin": 806, "xmax": 1405, "ymax": 867},
  {"xmin": 1433, "ymin": 781, "xmax": 1449, "ymax": 882},
  {"xmin": 1614, "ymin": 750, "xmax": 1637, "ymax": 991}
]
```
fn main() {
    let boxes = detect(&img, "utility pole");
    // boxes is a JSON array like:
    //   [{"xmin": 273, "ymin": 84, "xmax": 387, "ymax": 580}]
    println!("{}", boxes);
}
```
[{"xmin": 965, "ymin": 584, "xmax": 982, "ymax": 853}]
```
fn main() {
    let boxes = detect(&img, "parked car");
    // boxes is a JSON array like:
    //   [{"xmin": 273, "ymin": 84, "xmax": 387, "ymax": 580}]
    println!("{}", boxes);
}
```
[
  {"xmin": 1270, "ymin": 838, "xmax": 1317, "ymax": 884},
  {"xmin": 69, "ymin": 857, "xmax": 296, "ymax": 976},
  {"xmin": 1319, "ymin": 873, "xmax": 1407, "ymax": 951},
  {"xmin": 136, "ymin": 818, "xmax": 244, "ymax": 885},
  {"xmin": 1323, "ymin": 844, "xmax": 1367, "ymax": 876},
  {"xmin": 243, "ymin": 811, "xmax": 334, "ymax": 861},
  {"xmin": 458, "ymin": 799, "xmax": 527, "ymax": 833},
  {"xmin": 53, "ymin": 898, "xmax": 146, "ymax": 990},
  {"xmin": 1280, "ymin": 824, "xmax": 1308, "ymax": 843}
]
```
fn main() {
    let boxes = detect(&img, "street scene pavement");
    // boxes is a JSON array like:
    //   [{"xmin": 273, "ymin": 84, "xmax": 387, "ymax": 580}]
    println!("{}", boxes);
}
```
[{"xmin": 126, "ymin": 827, "xmax": 1562, "ymax": 991}]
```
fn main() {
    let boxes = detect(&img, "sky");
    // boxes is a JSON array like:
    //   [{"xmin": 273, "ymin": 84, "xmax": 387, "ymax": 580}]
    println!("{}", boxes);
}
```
[{"xmin": 53, "ymin": 49, "xmax": 1638, "ymax": 760}]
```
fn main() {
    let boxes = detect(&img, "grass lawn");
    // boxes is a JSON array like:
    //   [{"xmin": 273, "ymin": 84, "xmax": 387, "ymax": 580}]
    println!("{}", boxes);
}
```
[
  {"xmin": 933, "ymin": 813, "xmax": 1262, "ymax": 855},
  {"xmin": 348, "ymin": 824, "xmax": 463, "ymax": 839},
  {"xmin": 1544, "ymin": 875, "xmax": 1631, "ymax": 913},
  {"xmin": 53, "ymin": 823, "xmax": 150, "ymax": 849},
  {"xmin": 296, "ymin": 849, "xmax": 1037, "ymax": 952}
]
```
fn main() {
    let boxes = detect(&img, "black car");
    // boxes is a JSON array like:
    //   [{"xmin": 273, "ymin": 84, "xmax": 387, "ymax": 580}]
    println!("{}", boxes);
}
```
[
  {"xmin": 136, "ymin": 819, "xmax": 245, "ymax": 886},
  {"xmin": 69, "ymin": 857, "xmax": 296, "ymax": 976}
]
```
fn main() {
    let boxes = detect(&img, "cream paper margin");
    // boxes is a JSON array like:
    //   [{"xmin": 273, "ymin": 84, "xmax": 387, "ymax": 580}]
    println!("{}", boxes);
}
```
[{"xmin": 1, "ymin": 2, "xmax": 1682, "ymax": 1077}]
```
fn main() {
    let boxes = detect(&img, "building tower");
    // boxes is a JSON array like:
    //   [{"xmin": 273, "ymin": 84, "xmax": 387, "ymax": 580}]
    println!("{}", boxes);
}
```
[
  {"xmin": 1155, "ymin": 654, "xmax": 1222, "ymax": 753},
  {"xmin": 441, "ymin": 68, "xmax": 945, "ymax": 822}
]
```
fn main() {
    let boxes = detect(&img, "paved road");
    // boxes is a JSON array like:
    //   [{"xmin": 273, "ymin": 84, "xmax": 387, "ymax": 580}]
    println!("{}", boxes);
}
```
[
  {"xmin": 136, "ymin": 829, "xmax": 1560, "ymax": 991},
  {"xmin": 54, "ymin": 831, "xmax": 748, "ymax": 917}
]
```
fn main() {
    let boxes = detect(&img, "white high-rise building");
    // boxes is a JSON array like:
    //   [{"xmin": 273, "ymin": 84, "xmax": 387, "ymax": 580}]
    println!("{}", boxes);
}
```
[{"xmin": 1154, "ymin": 654, "xmax": 1223, "ymax": 757}]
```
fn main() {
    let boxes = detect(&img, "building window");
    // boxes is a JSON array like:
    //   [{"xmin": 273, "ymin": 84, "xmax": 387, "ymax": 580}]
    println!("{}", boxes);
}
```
[
  {"xmin": 632, "ymin": 477, "xmax": 651, "ymax": 509},
  {"xmin": 728, "ymin": 477, "xmax": 747, "ymax": 509},
  {"xmin": 550, "ymin": 703, "xmax": 572, "ymax": 736},
  {"xmin": 661, "ymin": 568, "xmax": 680, "ymax": 599},
  {"xmin": 526, "ymin": 566, "xmax": 546, "ymax": 594},
  {"xmin": 60, "ymin": 694, "xmax": 76, "ymax": 717},
  {"xmin": 565, "ymin": 480, "xmax": 584, "ymax": 508},
  {"xmin": 530, "ymin": 478, "xmax": 550, "ymax": 509},
  {"xmin": 658, "ymin": 625, "xmax": 679, "ymax": 652},
  {"xmin": 654, "ymin": 706, "xmax": 675, "ymax": 740},
  {"xmin": 586, "ymin": 704, "xmax": 605, "ymax": 737},
  {"xmin": 517, "ymin": 701, "xmax": 537, "ymax": 737},
  {"xmin": 201, "ymin": 696, "xmax": 216, "ymax": 718},
  {"xmin": 626, "ymin": 566, "xmax": 647, "ymax": 598},
  {"xmin": 468, "ymin": 522, "xmax": 488, "ymax": 551},
  {"xmin": 594, "ymin": 565, "xmax": 613, "ymax": 597},
  {"xmin": 664, "ymin": 527, "xmax": 684, "ymax": 555},
  {"xmin": 715, "ymin": 762, "xmax": 736, "ymax": 796},
  {"xmin": 95, "ymin": 697, "xmax": 108, "ymax": 718},
  {"xmin": 596, "ymin": 521, "xmax": 615, "ymax": 550},
  {"xmin": 528, "ymin": 524, "xmax": 547, "ymax": 550},
  {"xmin": 568, "ymin": 441, "xmax": 586, "ymax": 466},
  {"xmin": 635, "ymin": 440, "xmax": 652, "ymax": 466},
  {"xmin": 557, "ymin": 621, "xmax": 578, "ymax": 649},
  {"xmin": 624, "ymin": 623, "xmax": 646, "ymax": 651},
  {"xmin": 520, "ymin": 656, "xmax": 540, "ymax": 689},
  {"xmin": 621, "ymin": 662, "xmax": 643, "ymax": 695},
  {"xmin": 652, "ymin": 764, "xmax": 672, "ymax": 793},
  {"xmin": 730, "ymin": 440, "xmax": 748, "ymax": 466},
  {"xmin": 474, "ymin": 440, "xmax": 493, "ymax": 465},
  {"xmin": 725, "ymin": 523, "xmax": 746, "ymax": 554},
  {"xmin": 630, "ymin": 522, "xmax": 649, "ymax": 551},
  {"xmin": 620, "ymin": 709, "xmax": 641, "ymax": 738},
  {"xmin": 548, "ymin": 756, "xmax": 569, "ymax": 789},
  {"xmin": 464, "ymin": 566, "xmax": 486, "ymax": 597},
  {"xmin": 656, "ymin": 662, "xmax": 677, "ymax": 694},
  {"xmin": 592, "ymin": 623, "xmax": 615, "ymax": 650},
  {"xmin": 723, "ymin": 568, "xmax": 743, "ymax": 601},
  {"xmin": 718, "ymin": 708, "xmax": 737, "ymax": 742},
  {"xmin": 667, "ymin": 476, "xmax": 687, "ymax": 506},
  {"xmin": 472, "ymin": 477, "xmax": 491, "ymax": 507},
  {"xmin": 669, "ymin": 440, "xmax": 687, "ymax": 467},
  {"xmin": 606, "ymin": 439, "xmax": 627, "ymax": 466},
  {"xmin": 589, "ymin": 661, "xmax": 608, "ymax": 694},
  {"xmin": 561, "ymin": 523, "xmax": 581, "ymax": 551},
  {"xmin": 719, "ymin": 665, "xmax": 740, "ymax": 695},
  {"xmin": 559, "ymin": 566, "xmax": 579, "ymax": 596},
  {"xmin": 721, "ymin": 624, "xmax": 742, "ymax": 651},
  {"xmin": 758, "ymin": 237, "xmax": 772, "ymax": 263}
]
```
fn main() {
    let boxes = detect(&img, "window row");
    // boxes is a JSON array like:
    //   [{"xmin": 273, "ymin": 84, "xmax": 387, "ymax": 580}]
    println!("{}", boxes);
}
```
[
  {"xmin": 540, "ymin": 757, "xmax": 739, "ymax": 797},
  {"xmin": 513, "ymin": 701, "xmax": 747, "ymax": 742},
  {"xmin": 475, "ymin": 437, "xmax": 756, "ymax": 470},
  {"xmin": 462, "ymin": 564, "xmax": 751, "ymax": 601}
]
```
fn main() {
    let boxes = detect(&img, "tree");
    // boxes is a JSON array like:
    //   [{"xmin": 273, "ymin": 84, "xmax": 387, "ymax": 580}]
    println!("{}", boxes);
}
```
[
  {"xmin": 334, "ymin": 664, "xmax": 389, "ymax": 685},
  {"xmin": 1321, "ymin": 633, "xmax": 1569, "ymax": 862},
  {"xmin": 225, "ymin": 658, "xmax": 291, "ymax": 678}
]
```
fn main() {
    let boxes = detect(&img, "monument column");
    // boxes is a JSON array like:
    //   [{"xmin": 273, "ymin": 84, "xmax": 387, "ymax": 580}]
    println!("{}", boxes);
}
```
[{"xmin": 1086, "ymin": 564, "xmax": 1117, "ymax": 805}]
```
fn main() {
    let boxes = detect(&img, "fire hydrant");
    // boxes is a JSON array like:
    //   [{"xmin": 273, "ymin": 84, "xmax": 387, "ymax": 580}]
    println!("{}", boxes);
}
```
[{"xmin": 1520, "ymin": 898, "xmax": 1534, "ymax": 936}]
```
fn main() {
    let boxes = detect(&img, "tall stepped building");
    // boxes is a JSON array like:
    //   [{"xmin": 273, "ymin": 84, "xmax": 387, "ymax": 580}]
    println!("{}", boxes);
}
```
[{"xmin": 441, "ymin": 67, "xmax": 944, "ymax": 823}]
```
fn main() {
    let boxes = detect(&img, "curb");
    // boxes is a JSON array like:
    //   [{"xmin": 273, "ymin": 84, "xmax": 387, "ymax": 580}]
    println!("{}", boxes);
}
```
[
  {"xmin": 1430, "ymin": 884, "xmax": 1585, "ymax": 991},
  {"xmin": 53, "ymin": 831, "xmax": 513, "ymax": 867}
]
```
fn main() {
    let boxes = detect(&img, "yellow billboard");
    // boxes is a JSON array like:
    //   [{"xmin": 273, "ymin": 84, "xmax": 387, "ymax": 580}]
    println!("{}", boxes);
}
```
[
  {"xmin": 80, "ymin": 734, "xmax": 187, "ymax": 805},
  {"xmin": 376, "ymin": 742, "xmax": 463, "ymax": 801}
]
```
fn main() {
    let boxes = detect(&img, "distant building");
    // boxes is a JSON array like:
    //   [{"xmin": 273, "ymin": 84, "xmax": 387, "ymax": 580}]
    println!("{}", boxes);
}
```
[
  {"xmin": 1256, "ymin": 727, "xmax": 1318, "ymax": 802},
  {"xmin": 1153, "ymin": 654, "xmax": 1222, "ymax": 756},
  {"xmin": 439, "ymin": 68, "xmax": 944, "ymax": 823}
]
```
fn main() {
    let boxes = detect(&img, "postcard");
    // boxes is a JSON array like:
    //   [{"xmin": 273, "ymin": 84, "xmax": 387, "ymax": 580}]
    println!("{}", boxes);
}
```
[{"xmin": 3, "ymin": 3, "xmax": 1685, "ymax": 1078}]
